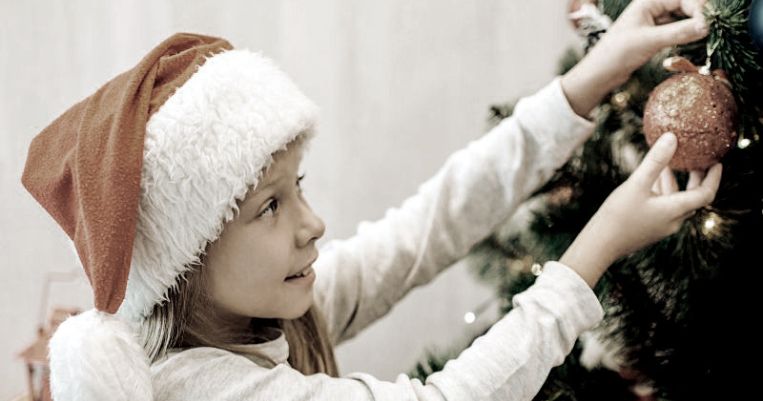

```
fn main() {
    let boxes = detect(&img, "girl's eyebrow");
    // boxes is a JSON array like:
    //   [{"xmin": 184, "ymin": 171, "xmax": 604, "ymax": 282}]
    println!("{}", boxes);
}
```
[{"xmin": 255, "ymin": 174, "xmax": 287, "ymax": 194}]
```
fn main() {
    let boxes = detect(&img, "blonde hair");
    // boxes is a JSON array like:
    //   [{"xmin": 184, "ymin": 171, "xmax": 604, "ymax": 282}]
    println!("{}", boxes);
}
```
[{"xmin": 139, "ymin": 257, "xmax": 339, "ymax": 376}]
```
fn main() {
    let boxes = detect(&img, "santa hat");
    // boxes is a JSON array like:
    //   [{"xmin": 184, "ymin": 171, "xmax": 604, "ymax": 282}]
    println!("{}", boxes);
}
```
[{"xmin": 21, "ymin": 32, "xmax": 318, "ymax": 401}]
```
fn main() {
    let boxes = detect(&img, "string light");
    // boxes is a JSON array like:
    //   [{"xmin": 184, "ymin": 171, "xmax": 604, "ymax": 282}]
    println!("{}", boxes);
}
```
[
  {"xmin": 704, "ymin": 218, "xmax": 716, "ymax": 231},
  {"xmin": 738, "ymin": 137, "xmax": 751, "ymax": 149},
  {"xmin": 463, "ymin": 312, "xmax": 476, "ymax": 324},
  {"xmin": 463, "ymin": 297, "xmax": 498, "ymax": 325},
  {"xmin": 701, "ymin": 212, "xmax": 721, "ymax": 236},
  {"xmin": 531, "ymin": 263, "xmax": 543, "ymax": 276},
  {"xmin": 612, "ymin": 91, "xmax": 630, "ymax": 109}
]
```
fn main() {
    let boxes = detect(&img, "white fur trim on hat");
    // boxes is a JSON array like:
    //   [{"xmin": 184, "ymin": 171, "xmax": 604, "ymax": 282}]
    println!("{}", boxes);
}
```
[
  {"xmin": 49, "ymin": 309, "xmax": 152, "ymax": 401},
  {"xmin": 117, "ymin": 49, "xmax": 318, "ymax": 321}
]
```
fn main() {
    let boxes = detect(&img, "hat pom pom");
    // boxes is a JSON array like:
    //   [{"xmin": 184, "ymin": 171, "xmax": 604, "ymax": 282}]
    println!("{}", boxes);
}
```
[{"xmin": 49, "ymin": 309, "xmax": 153, "ymax": 401}]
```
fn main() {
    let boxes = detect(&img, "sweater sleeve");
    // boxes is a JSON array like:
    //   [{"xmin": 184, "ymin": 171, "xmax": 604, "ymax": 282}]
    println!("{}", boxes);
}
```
[
  {"xmin": 151, "ymin": 262, "xmax": 605, "ymax": 401},
  {"xmin": 313, "ymin": 76, "xmax": 595, "ymax": 345}
]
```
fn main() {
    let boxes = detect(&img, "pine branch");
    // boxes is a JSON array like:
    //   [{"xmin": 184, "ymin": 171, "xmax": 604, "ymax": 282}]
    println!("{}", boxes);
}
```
[{"xmin": 705, "ymin": 0, "xmax": 763, "ymax": 138}]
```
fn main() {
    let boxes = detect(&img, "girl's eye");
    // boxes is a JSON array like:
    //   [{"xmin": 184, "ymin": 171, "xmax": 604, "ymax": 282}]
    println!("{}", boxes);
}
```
[
  {"xmin": 259, "ymin": 199, "xmax": 279, "ymax": 218},
  {"xmin": 258, "ymin": 174, "xmax": 305, "ymax": 219}
]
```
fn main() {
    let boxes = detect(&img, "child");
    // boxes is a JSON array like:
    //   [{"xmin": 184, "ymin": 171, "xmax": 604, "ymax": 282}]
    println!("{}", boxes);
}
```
[{"xmin": 22, "ymin": 0, "xmax": 721, "ymax": 400}]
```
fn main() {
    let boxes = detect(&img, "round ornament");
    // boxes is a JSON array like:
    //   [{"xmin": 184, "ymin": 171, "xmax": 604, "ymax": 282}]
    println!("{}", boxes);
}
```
[{"xmin": 643, "ymin": 58, "xmax": 737, "ymax": 171}]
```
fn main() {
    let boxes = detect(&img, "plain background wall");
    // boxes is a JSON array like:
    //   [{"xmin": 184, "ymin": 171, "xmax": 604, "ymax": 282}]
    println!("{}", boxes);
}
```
[{"xmin": 0, "ymin": 1, "xmax": 579, "ymax": 399}]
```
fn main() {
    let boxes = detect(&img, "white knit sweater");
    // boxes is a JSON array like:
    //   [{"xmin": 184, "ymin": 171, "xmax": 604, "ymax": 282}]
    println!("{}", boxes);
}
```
[{"xmin": 150, "ymin": 76, "xmax": 603, "ymax": 401}]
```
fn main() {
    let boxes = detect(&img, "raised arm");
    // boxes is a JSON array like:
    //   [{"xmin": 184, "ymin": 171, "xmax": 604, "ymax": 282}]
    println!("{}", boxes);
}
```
[{"xmin": 313, "ymin": 77, "xmax": 594, "ymax": 345}]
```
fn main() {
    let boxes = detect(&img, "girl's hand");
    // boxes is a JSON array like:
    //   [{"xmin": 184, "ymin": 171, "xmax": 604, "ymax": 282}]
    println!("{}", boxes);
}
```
[
  {"xmin": 562, "ymin": 0, "xmax": 709, "ymax": 117},
  {"xmin": 560, "ymin": 132, "xmax": 722, "ymax": 287}
]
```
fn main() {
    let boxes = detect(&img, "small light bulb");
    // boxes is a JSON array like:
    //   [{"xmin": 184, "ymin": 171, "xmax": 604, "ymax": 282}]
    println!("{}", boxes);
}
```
[
  {"xmin": 464, "ymin": 312, "xmax": 476, "ymax": 324},
  {"xmin": 612, "ymin": 92, "xmax": 629, "ymax": 109},
  {"xmin": 701, "ymin": 212, "xmax": 722, "ymax": 236},
  {"xmin": 531, "ymin": 263, "xmax": 543, "ymax": 276},
  {"xmin": 738, "ymin": 138, "xmax": 751, "ymax": 149},
  {"xmin": 704, "ymin": 218, "xmax": 716, "ymax": 231}
]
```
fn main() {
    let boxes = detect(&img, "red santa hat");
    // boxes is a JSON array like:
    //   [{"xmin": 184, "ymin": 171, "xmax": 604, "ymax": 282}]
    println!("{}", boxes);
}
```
[{"xmin": 21, "ymin": 32, "xmax": 318, "ymax": 401}]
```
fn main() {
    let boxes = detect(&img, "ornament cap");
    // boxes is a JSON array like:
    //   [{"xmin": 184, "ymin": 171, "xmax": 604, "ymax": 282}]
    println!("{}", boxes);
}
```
[{"xmin": 662, "ymin": 56, "xmax": 699, "ymax": 73}]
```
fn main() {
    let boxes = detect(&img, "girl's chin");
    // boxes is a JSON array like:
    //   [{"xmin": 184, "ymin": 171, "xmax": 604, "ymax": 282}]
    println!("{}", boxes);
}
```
[
  {"xmin": 237, "ymin": 289, "xmax": 314, "ymax": 320},
  {"xmin": 281, "ymin": 297, "xmax": 314, "ymax": 320}
]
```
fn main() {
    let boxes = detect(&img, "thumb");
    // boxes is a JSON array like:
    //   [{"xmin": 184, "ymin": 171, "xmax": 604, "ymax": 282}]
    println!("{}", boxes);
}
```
[
  {"xmin": 646, "ymin": 16, "xmax": 709, "ymax": 49},
  {"xmin": 631, "ymin": 132, "xmax": 677, "ymax": 187}
]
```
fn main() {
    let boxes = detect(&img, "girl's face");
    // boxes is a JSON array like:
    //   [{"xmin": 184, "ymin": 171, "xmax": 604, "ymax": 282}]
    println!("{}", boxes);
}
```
[{"xmin": 204, "ymin": 140, "xmax": 326, "ymax": 322}]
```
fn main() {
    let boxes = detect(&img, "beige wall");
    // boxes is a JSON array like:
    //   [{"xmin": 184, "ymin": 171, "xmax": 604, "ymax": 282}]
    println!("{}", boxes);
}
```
[{"xmin": 0, "ymin": 0, "xmax": 578, "ymax": 398}]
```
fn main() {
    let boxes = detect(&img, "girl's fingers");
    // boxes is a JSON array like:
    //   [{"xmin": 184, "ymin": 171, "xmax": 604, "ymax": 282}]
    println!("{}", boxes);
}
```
[
  {"xmin": 660, "ymin": 167, "xmax": 679, "ymax": 194},
  {"xmin": 641, "ymin": 0, "xmax": 706, "ymax": 19},
  {"xmin": 680, "ymin": 0, "xmax": 708, "ymax": 18},
  {"xmin": 663, "ymin": 163, "xmax": 722, "ymax": 215},
  {"xmin": 654, "ymin": 14, "xmax": 678, "ymax": 25},
  {"xmin": 677, "ymin": 209, "xmax": 697, "ymax": 221},
  {"xmin": 652, "ymin": 180, "xmax": 662, "ymax": 195},
  {"xmin": 646, "ymin": 15, "xmax": 708, "ymax": 49},
  {"xmin": 686, "ymin": 170, "xmax": 704, "ymax": 190},
  {"xmin": 631, "ymin": 133, "xmax": 677, "ymax": 188},
  {"xmin": 655, "ymin": 167, "xmax": 670, "ymax": 195},
  {"xmin": 642, "ymin": 0, "xmax": 684, "ymax": 17}
]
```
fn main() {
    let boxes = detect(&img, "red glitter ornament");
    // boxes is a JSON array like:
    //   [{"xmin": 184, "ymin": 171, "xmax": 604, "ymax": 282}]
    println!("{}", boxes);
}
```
[{"xmin": 642, "ymin": 57, "xmax": 737, "ymax": 171}]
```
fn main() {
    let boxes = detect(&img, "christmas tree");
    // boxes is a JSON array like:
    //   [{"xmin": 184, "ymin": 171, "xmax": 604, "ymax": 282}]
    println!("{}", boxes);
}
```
[{"xmin": 411, "ymin": 1, "xmax": 763, "ymax": 399}]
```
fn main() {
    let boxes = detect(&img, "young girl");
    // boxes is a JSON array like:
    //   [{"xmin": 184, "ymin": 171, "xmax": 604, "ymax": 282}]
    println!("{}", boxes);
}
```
[{"xmin": 23, "ymin": 0, "xmax": 721, "ymax": 400}]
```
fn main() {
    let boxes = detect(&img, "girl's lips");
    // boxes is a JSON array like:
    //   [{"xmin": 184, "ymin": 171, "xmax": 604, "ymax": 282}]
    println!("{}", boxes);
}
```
[
  {"xmin": 287, "ymin": 256, "xmax": 318, "ymax": 278},
  {"xmin": 284, "ymin": 266, "xmax": 315, "ymax": 285}
]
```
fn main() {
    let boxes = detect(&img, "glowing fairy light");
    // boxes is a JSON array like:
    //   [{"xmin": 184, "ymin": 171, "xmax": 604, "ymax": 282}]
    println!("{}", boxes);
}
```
[
  {"xmin": 738, "ymin": 137, "xmax": 751, "ymax": 149},
  {"xmin": 612, "ymin": 91, "xmax": 630, "ymax": 109},
  {"xmin": 463, "ymin": 297, "xmax": 499, "ymax": 325},
  {"xmin": 701, "ymin": 212, "xmax": 721, "ymax": 236},
  {"xmin": 704, "ymin": 218, "xmax": 716, "ymax": 231},
  {"xmin": 463, "ymin": 312, "xmax": 476, "ymax": 324},
  {"xmin": 531, "ymin": 263, "xmax": 543, "ymax": 276}
]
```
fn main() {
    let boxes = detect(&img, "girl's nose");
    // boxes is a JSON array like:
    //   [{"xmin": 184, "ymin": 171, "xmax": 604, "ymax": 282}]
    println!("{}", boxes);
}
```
[{"xmin": 297, "ymin": 201, "xmax": 325, "ymax": 248}]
